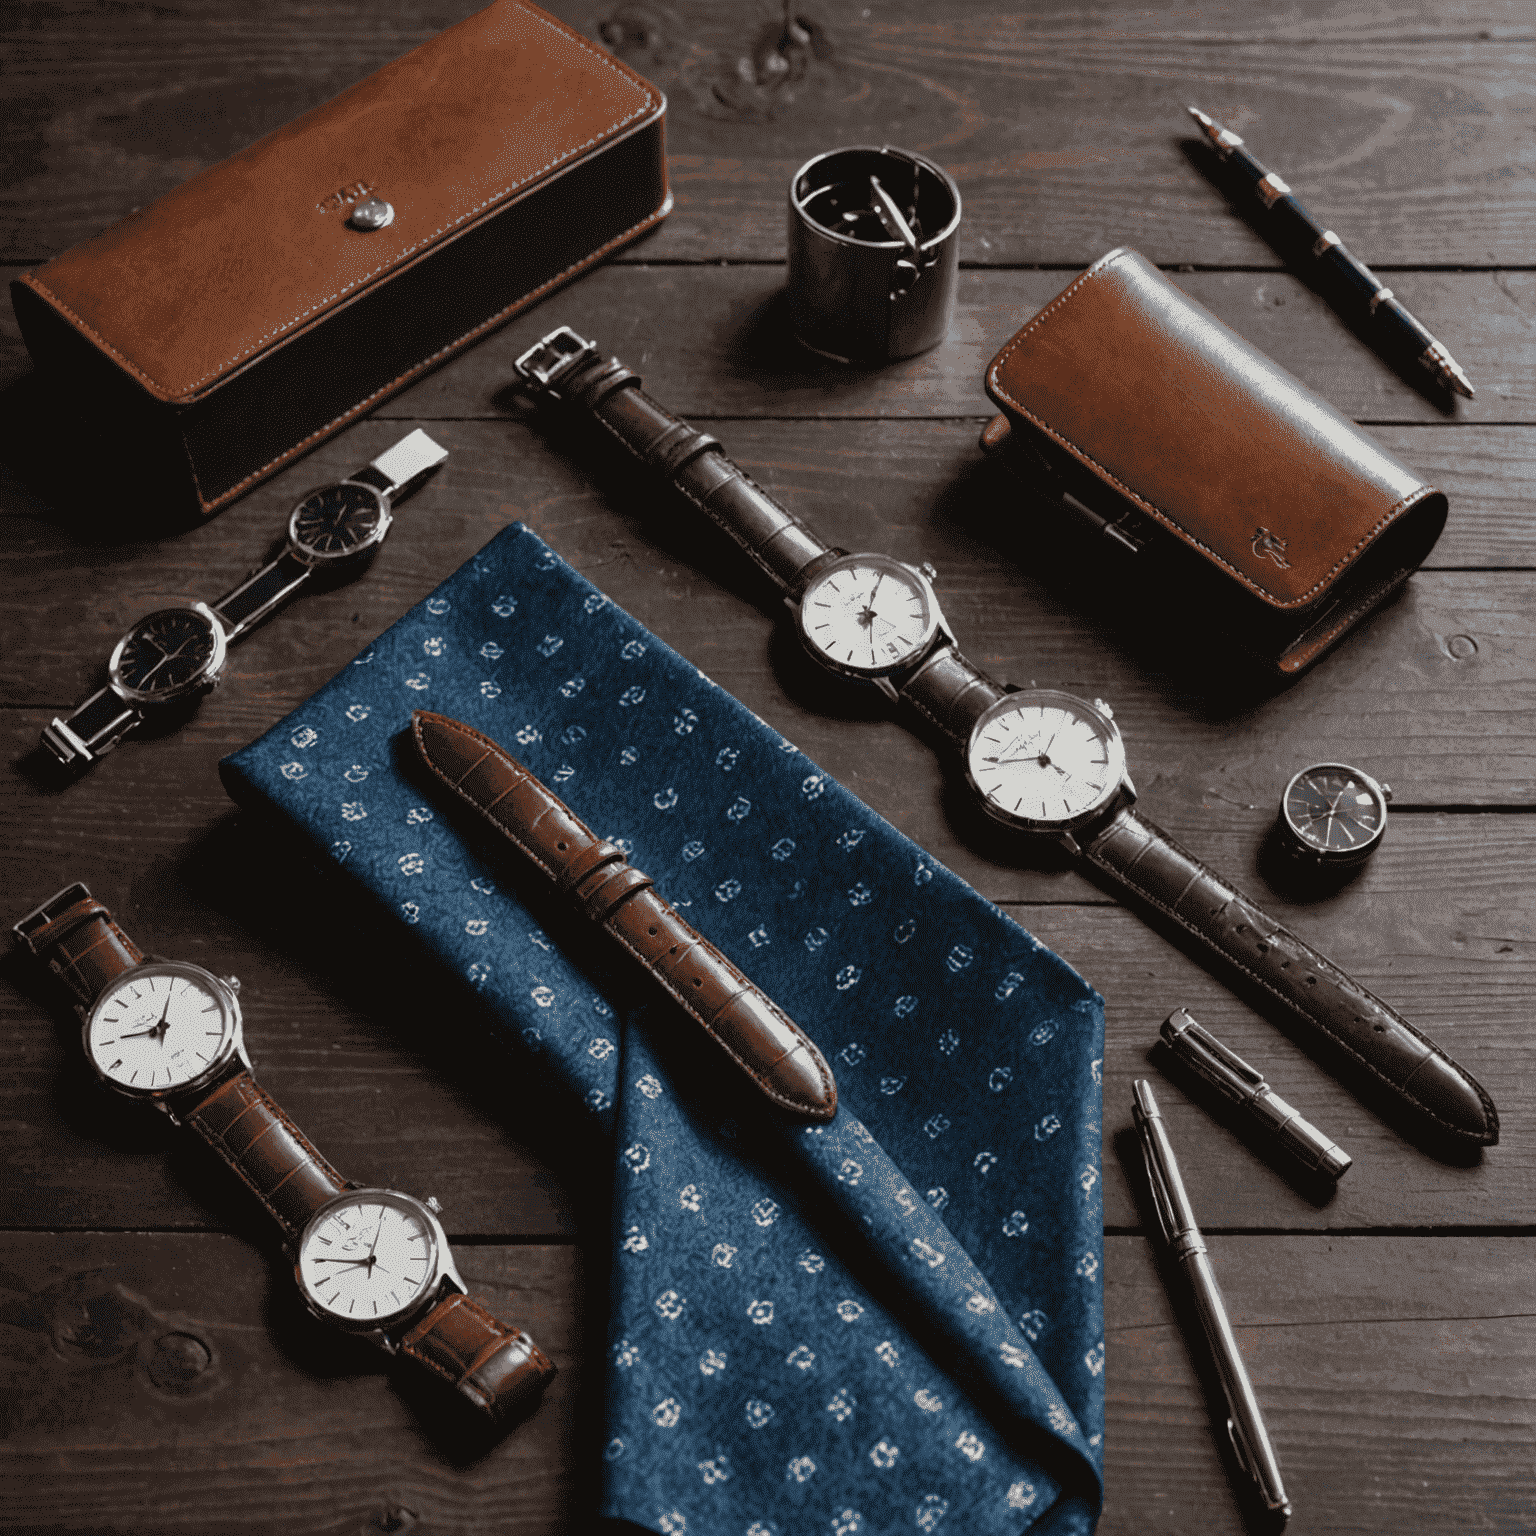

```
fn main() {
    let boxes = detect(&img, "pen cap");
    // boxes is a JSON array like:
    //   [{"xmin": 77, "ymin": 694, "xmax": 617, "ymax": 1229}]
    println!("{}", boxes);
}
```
[{"xmin": 787, "ymin": 145, "xmax": 961, "ymax": 363}]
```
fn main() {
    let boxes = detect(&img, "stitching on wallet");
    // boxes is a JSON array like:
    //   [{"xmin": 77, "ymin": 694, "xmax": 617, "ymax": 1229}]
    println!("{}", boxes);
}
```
[
  {"xmin": 986, "ymin": 257, "xmax": 1425, "ymax": 611},
  {"xmin": 26, "ymin": 3, "xmax": 660, "ymax": 401},
  {"xmin": 1089, "ymin": 815, "xmax": 1487, "ymax": 1137}
]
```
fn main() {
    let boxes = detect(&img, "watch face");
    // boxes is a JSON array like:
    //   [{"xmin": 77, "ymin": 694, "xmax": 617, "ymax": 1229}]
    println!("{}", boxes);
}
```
[
  {"xmin": 797, "ymin": 554, "xmax": 939, "ymax": 676},
  {"xmin": 289, "ymin": 481, "xmax": 387, "ymax": 562},
  {"xmin": 108, "ymin": 606, "xmax": 224, "ymax": 703},
  {"xmin": 966, "ymin": 689, "xmax": 1127, "ymax": 831},
  {"xmin": 83, "ymin": 962, "xmax": 240, "ymax": 1098},
  {"xmin": 1282, "ymin": 763, "xmax": 1389, "ymax": 860},
  {"xmin": 296, "ymin": 1190, "xmax": 441, "ymax": 1328}
]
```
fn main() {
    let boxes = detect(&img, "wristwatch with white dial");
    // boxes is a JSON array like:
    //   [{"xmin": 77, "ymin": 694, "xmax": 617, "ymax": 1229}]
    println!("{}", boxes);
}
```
[
  {"xmin": 42, "ymin": 429, "xmax": 449, "ymax": 771},
  {"xmin": 962, "ymin": 689, "xmax": 1494, "ymax": 1149},
  {"xmin": 1275, "ymin": 761, "xmax": 1392, "ymax": 871},
  {"xmin": 12, "ymin": 882, "xmax": 556, "ymax": 1419},
  {"xmin": 514, "ymin": 327, "xmax": 1008, "ymax": 725}
]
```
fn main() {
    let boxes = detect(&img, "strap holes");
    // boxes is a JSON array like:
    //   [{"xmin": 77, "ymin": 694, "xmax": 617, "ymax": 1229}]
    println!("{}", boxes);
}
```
[
  {"xmin": 693, "ymin": 976, "xmax": 703, "ymax": 987},
  {"xmin": 1305, "ymin": 975, "xmax": 1318, "ymax": 985},
  {"xmin": 1255, "ymin": 941, "xmax": 1269, "ymax": 953},
  {"xmin": 648, "ymin": 926, "xmax": 658, "ymax": 936},
  {"xmin": 1373, "ymin": 1023, "xmax": 1386, "ymax": 1032},
  {"xmin": 558, "ymin": 841, "xmax": 568, "ymax": 850}
]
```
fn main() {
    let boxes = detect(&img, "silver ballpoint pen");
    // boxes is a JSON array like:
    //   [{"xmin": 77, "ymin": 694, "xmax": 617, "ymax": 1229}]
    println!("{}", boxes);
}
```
[{"xmin": 1133, "ymin": 1079, "xmax": 1292, "ymax": 1522}]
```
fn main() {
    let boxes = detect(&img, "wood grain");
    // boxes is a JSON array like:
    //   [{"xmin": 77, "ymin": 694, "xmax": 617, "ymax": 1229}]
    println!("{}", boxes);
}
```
[
  {"xmin": 2, "ymin": 1231, "xmax": 1529, "ymax": 1535},
  {"xmin": 4, "ymin": 0, "xmax": 1535, "ymax": 266},
  {"xmin": 0, "ymin": 1234, "xmax": 587, "ymax": 1534}
]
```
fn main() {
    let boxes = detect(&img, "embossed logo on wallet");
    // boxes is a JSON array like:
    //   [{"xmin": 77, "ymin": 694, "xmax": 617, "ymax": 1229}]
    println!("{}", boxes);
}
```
[
  {"xmin": 315, "ymin": 181, "xmax": 372, "ymax": 215},
  {"xmin": 1252, "ymin": 527, "xmax": 1291, "ymax": 569}
]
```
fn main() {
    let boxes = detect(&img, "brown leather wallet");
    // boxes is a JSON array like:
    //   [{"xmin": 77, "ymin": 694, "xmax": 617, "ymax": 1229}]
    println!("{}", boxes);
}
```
[
  {"xmin": 980, "ymin": 247, "xmax": 1449, "ymax": 676},
  {"xmin": 10, "ymin": 1, "xmax": 670, "ymax": 521},
  {"xmin": 410, "ymin": 710, "xmax": 838, "ymax": 1122}
]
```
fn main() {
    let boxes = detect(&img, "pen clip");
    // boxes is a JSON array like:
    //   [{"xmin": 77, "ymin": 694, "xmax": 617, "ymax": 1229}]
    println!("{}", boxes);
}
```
[
  {"xmin": 1163, "ymin": 1010, "xmax": 1265, "ymax": 1095},
  {"xmin": 1132, "ymin": 1087, "xmax": 1179, "ymax": 1246}
]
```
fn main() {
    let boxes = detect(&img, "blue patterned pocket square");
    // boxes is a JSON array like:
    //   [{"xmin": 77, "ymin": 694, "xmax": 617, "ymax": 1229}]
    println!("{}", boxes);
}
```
[{"xmin": 221, "ymin": 522, "xmax": 1105, "ymax": 1535}]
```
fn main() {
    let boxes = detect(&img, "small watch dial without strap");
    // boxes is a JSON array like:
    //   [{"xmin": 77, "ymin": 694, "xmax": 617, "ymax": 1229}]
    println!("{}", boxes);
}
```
[
  {"xmin": 1286, "ymin": 767, "xmax": 1385, "ymax": 852},
  {"xmin": 298, "ymin": 1195, "xmax": 437, "ymax": 1324},
  {"xmin": 86, "ymin": 967, "xmax": 233, "ymax": 1092},
  {"xmin": 800, "ymin": 558, "xmax": 931, "ymax": 672},
  {"xmin": 113, "ymin": 608, "xmax": 219, "ymax": 693},
  {"xmin": 290, "ymin": 482, "xmax": 384, "ymax": 557}
]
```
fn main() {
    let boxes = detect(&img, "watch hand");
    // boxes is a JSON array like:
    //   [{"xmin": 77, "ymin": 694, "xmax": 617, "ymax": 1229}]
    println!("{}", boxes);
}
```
[{"xmin": 312, "ymin": 1257, "xmax": 373, "ymax": 1267}]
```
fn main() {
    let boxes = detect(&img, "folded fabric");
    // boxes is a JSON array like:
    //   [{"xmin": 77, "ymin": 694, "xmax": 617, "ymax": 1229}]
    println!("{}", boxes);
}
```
[{"xmin": 220, "ymin": 522, "xmax": 1105, "ymax": 1535}]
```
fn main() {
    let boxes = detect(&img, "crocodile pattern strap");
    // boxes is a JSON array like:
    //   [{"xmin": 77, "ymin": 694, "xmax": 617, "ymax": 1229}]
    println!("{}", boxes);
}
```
[
  {"xmin": 409, "ymin": 710, "xmax": 837, "ymax": 1121},
  {"xmin": 525, "ymin": 337, "xmax": 835, "ymax": 594},
  {"xmin": 179, "ymin": 1069, "xmax": 351, "ymax": 1241},
  {"xmin": 897, "ymin": 645, "xmax": 1012, "ymax": 749},
  {"xmin": 13, "ymin": 885, "xmax": 145, "ymax": 1008},
  {"xmin": 1084, "ymin": 807, "xmax": 1498, "ymax": 1146},
  {"xmin": 400, "ymin": 1289, "xmax": 557, "ymax": 1418}
]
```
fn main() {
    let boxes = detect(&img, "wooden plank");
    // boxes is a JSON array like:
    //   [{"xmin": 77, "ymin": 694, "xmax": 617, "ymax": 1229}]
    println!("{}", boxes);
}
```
[
  {"xmin": 1102, "ymin": 1234, "xmax": 1536, "ymax": 1534},
  {"xmin": 6, "ymin": 262, "xmax": 1526, "ymax": 422},
  {"xmin": 4, "ymin": 1, "xmax": 1536, "ymax": 266},
  {"xmin": 2, "ymin": 1231, "xmax": 1529, "ymax": 1534},
  {"xmin": 0, "ymin": 1234, "xmax": 585, "ymax": 1533}
]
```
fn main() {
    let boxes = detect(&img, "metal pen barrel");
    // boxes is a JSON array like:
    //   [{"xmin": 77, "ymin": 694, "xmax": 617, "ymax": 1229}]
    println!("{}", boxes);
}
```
[{"xmin": 1133, "ymin": 1080, "xmax": 1292, "ymax": 1519}]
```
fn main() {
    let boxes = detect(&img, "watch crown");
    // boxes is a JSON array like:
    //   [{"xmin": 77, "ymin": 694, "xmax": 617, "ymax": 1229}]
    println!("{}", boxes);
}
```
[
  {"xmin": 1094, "ymin": 698, "xmax": 1114, "ymax": 720},
  {"xmin": 222, "ymin": 975, "xmax": 240, "ymax": 993},
  {"xmin": 425, "ymin": 1195, "xmax": 442, "ymax": 1214},
  {"xmin": 920, "ymin": 562, "xmax": 938, "ymax": 582},
  {"xmin": 1381, "ymin": 783, "xmax": 1393, "ymax": 802}
]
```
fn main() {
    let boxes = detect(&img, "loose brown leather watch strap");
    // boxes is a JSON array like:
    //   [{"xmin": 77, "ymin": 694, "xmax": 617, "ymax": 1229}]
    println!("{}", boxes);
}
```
[
  {"xmin": 410, "ymin": 710, "xmax": 837, "ymax": 1121},
  {"xmin": 13, "ymin": 884, "xmax": 144, "ymax": 1009},
  {"xmin": 178, "ymin": 1069, "xmax": 352, "ymax": 1241},
  {"xmin": 400, "ymin": 1289, "xmax": 557, "ymax": 1418},
  {"xmin": 1085, "ymin": 806, "xmax": 1498, "ymax": 1147}
]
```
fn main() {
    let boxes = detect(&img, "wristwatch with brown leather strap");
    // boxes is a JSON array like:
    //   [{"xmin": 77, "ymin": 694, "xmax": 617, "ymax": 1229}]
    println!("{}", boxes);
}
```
[
  {"xmin": 12, "ymin": 883, "xmax": 555, "ymax": 1419},
  {"xmin": 511, "ymin": 327, "xmax": 1498, "ymax": 1155},
  {"xmin": 515, "ymin": 325, "xmax": 1012, "ymax": 744}
]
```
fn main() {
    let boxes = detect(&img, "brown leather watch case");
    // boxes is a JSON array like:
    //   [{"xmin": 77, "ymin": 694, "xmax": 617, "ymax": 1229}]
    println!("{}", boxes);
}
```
[
  {"xmin": 980, "ymin": 247, "xmax": 1448, "ymax": 677},
  {"xmin": 10, "ymin": 1, "xmax": 670, "ymax": 522}
]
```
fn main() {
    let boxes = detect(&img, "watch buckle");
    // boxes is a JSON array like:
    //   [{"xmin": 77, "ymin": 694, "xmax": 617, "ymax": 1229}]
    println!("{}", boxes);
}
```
[
  {"xmin": 515, "ymin": 326, "xmax": 599, "ymax": 391},
  {"xmin": 41, "ymin": 718, "xmax": 95, "ymax": 770},
  {"xmin": 12, "ymin": 882, "xmax": 93, "ymax": 947}
]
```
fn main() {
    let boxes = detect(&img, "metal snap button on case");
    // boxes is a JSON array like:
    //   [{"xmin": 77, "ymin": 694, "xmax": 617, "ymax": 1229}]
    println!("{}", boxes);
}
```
[{"xmin": 347, "ymin": 196, "xmax": 395, "ymax": 230}]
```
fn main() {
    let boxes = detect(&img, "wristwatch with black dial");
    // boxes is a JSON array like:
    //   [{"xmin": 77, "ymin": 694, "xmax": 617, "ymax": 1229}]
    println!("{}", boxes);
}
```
[
  {"xmin": 512, "ymin": 326, "xmax": 1497, "ymax": 1152},
  {"xmin": 1275, "ymin": 762, "xmax": 1391, "ymax": 870},
  {"xmin": 515, "ymin": 327, "xmax": 1007, "ymax": 724},
  {"xmin": 43, "ymin": 429, "xmax": 449, "ymax": 772},
  {"xmin": 12, "ymin": 882, "xmax": 555, "ymax": 1419}
]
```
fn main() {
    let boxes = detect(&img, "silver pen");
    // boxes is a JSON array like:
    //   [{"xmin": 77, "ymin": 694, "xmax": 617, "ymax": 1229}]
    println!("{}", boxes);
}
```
[
  {"xmin": 1133, "ymin": 1079, "xmax": 1292, "ymax": 1522},
  {"xmin": 1161, "ymin": 1008, "xmax": 1352, "ymax": 1180}
]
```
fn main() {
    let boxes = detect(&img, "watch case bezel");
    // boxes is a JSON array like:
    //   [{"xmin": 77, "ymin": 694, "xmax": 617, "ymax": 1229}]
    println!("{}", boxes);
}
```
[
  {"xmin": 795, "ymin": 552, "xmax": 942, "ymax": 679},
  {"xmin": 82, "ymin": 959, "xmax": 244, "ymax": 1103},
  {"xmin": 293, "ymin": 1186, "xmax": 462, "ymax": 1340},
  {"xmin": 286, "ymin": 479, "xmax": 393, "ymax": 566},
  {"xmin": 1278, "ymin": 761, "xmax": 1390, "ymax": 867},
  {"xmin": 965, "ymin": 687, "xmax": 1130, "ymax": 834},
  {"xmin": 107, "ymin": 602, "xmax": 228, "ymax": 706}
]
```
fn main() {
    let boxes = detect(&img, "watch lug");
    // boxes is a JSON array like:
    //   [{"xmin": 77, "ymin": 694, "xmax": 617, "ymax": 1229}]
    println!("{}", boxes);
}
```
[
  {"xmin": 1118, "ymin": 772, "xmax": 1137, "ymax": 807},
  {"xmin": 872, "ymin": 676, "xmax": 899, "ymax": 704},
  {"xmin": 1057, "ymin": 830, "xmax": 1083, "ymax": 858},
  {"xmin": 362, "ymin": 1327, "xmax": 398, "ymax": 1356}
]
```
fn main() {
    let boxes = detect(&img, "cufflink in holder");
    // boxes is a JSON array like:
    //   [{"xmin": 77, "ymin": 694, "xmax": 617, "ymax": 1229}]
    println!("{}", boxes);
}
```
[{"xmin": 787, "ymin": 145, "xmax": 961, "ymax": 364}]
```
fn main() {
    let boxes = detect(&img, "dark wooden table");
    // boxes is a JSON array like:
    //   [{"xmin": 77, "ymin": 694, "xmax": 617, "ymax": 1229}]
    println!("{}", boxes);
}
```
[{"xmin": 3, "ymin": 3, "xmax": 1533, "ymax": 1532}]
